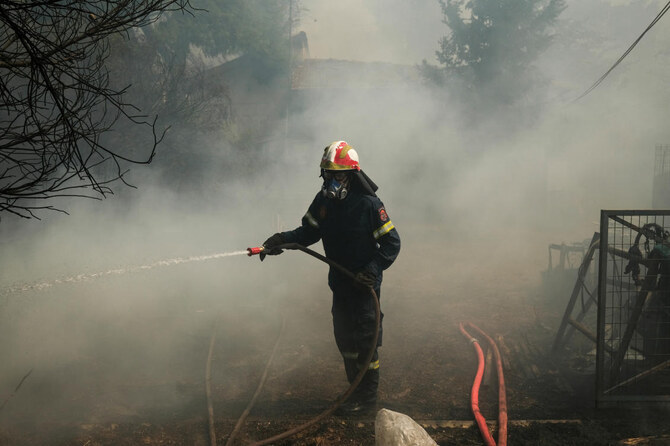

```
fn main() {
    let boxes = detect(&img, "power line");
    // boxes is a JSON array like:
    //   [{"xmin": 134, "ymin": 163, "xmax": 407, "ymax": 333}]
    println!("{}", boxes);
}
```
[{"xmin": 575, "ymin": 1, "xmax": 670, "ymax": 102}]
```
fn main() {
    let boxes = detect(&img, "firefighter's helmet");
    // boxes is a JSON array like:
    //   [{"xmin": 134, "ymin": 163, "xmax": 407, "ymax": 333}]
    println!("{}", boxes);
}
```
[{"xmin": 320, "ymin": 141, "xmax": 360, "ymax": 171}]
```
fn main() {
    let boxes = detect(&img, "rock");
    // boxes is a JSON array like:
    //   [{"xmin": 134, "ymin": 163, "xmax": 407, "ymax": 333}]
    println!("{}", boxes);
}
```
[{"xmin": 375, "ymin": 408, "xmax": 438, "ymax": 446}]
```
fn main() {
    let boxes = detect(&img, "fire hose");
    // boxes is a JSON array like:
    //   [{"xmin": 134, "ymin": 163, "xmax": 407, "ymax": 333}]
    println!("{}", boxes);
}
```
[
  {"xmin": 459, "ymin": 322, "xmax": 508, "ymax": 446},
  {"xmin": 213, "ymin": 243, "xmax": 380, "ymax": 446}
]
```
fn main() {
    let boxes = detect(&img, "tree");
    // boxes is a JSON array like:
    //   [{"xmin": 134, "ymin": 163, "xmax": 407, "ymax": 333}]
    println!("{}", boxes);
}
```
[
  {"xmin": 103, "ymin": 0, "xmax": 295, "ymax": 188},
  {"xmin": 107, "ymin": 0, "xmax": 292, "ymax": 124},
  {"xmin": 0, "ymin": 0, "xmax": 193, "ymax": 219},
  {"xmin": 429, "ymin": 0, "xmax": 565, "ymax": 109}
]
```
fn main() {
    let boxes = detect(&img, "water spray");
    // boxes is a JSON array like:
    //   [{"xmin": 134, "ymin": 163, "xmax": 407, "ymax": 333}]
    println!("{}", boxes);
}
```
[{"xmin": 1, "ymin": 250, "xmax": 249, "ymax": 296}]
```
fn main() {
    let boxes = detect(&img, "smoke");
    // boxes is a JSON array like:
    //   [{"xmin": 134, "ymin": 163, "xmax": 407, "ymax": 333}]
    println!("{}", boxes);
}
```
[
  {"xmin": 299, "ymin": 0, "xmax": 443, "ymax": 64},
  {"xmin": 2, "ymin": 0, "xmax": 670, "ymax": 438}
]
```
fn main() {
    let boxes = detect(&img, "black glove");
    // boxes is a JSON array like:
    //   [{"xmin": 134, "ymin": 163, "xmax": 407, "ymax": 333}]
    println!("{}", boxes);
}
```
[
  {"xmin": 354, "ymin": 270, "xmax": 376, "ymax": 289},
  {"xmin": 260, "ymin": 233, "xmax": 285, "ymax": 261}
]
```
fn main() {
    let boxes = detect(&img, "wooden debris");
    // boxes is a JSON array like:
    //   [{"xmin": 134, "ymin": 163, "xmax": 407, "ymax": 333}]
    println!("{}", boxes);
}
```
[
  {"xmin": 618, "ymin": 434, "xmax": 670, "ymax": 445},
  {"xmin": 417, "ymin": 419, "xmax": 582, "ymax": 429},
  {"xmin": 494, "ymin": 334, "xmax": 513, "ymax": 372}
]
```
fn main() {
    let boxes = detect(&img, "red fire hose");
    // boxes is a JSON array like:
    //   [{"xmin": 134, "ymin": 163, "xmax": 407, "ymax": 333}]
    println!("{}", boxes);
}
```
[{"xmin": 459, "ymin": 322, "xmax": 508, "ymax": 446}]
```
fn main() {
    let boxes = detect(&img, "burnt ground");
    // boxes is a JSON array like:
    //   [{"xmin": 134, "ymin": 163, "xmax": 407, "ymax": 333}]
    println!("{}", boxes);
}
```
[{"xmin": 1, "ymin": 229, "xmax": 670, "ymax": 445}]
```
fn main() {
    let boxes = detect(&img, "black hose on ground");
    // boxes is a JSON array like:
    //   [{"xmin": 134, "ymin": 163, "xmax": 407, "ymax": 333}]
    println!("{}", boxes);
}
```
[
  {"xmin": 237, "ymin": 242, "xmax": 381, "ymax": 446},
  {"xmin": 206, "ymin": 323, "xmax": 217, "ymax": 446},
  {"xmin": 225, "ymin": 317, "xmax": 286, "ymax": 446}
]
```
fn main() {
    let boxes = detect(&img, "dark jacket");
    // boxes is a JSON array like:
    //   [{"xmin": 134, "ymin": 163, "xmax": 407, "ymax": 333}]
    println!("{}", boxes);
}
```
[{"xmin": 281, "ymin": 190, "xmax": 401, "ymax": 288}]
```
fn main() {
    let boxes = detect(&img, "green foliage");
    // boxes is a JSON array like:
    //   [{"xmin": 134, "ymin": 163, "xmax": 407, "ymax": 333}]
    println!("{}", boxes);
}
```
[
  {"xmin": 431, "ymin": 0, "xmax": 566, "ymax": 108},
  {"xmin": 148, "ymin": 0, "xmax": 290, "ymax": 68},
  {"xmin": 108, "ymin": 0, "xmax": 291, "ymax": 122},
  {"xmin": 104, "ymin": 1, "xmax": 295, "ymax": 191}
]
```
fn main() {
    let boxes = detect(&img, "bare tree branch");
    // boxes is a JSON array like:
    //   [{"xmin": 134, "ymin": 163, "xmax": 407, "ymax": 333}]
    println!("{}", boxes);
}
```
[{"xmin": 0, "ymin": 0, "xmax": 192, "ymax": 219}]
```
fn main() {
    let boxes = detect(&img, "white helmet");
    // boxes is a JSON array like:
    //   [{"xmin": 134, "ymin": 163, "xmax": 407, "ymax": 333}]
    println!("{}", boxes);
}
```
[{"xmin": 320, "ymin": 141, "xmax": 360, "ymax": 171}]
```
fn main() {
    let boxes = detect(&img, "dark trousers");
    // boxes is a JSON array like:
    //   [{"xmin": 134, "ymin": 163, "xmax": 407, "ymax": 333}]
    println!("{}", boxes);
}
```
[{"xmin": 331, "ymin": 281, "xmax": 383, "ymax": 402}]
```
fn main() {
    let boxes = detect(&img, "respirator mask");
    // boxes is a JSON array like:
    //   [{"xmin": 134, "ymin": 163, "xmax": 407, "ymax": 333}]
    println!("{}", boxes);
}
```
[{"xmin": 321, "ymin": 170, "xmax": 350, "ymax": 200}]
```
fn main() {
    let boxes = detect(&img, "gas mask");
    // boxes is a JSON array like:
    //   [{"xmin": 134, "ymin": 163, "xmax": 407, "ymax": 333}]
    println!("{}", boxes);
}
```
[{"xmin": 321, "ymin": 170, "xmax": 350, "ymax": 200}]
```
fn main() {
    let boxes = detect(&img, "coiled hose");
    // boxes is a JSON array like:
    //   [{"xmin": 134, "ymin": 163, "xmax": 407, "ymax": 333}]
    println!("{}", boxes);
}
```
[
  {"xmin": 459, "ymin": 322, "xmax": 508, "ymax": 446},
  {"xmin": 218, "ymin": 243, "xmax": 381, "ymax": 446}
]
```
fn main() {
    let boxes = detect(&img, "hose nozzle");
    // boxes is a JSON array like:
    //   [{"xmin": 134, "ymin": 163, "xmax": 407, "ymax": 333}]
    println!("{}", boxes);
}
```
[{"xmin": 247, "ymin": 246, "xmax": 264, "ymax": 256}]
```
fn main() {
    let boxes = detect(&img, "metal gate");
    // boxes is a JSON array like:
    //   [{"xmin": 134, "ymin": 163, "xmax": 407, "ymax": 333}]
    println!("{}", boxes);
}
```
[{"xmin": 596, "ymin": 210, "xmax": 670, "ymax": 405}]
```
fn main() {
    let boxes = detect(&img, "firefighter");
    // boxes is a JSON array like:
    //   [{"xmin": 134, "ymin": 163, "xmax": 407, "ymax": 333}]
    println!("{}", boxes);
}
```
[{"xmin": 260, "ymin": 140, "xmax": 401, "ymax": 413}]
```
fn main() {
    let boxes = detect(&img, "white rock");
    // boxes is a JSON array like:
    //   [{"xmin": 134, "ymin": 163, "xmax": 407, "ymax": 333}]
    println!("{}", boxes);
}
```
[{"xmin": 375, "ymin": 408, "xmax": 438, "ymax": 446}]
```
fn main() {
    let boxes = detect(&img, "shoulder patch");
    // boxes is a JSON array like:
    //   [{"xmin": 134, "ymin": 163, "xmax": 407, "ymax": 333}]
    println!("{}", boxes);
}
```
[{"xmin": 378, "ymin": 206, "xmax": 388, "ymax": 222}]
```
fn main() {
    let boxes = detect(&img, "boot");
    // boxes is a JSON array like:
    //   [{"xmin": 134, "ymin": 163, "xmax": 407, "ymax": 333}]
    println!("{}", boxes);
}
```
[
  {"xmin": 355, "ymin": 368, "xmax": 378, "ymax": 408},
  {"xmin": 338, "ymin": 369, "xmax": 378, "ymax": 415}
]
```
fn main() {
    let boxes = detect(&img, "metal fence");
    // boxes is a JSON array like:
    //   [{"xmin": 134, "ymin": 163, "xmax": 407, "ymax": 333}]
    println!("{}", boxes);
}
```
[{"xmin": 596, "ymin": 210, "xmax": 670, "ymax": 404}]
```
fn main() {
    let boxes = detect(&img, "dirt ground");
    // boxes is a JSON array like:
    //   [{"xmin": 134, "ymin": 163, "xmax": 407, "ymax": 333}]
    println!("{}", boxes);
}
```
[{"xmin": 1, "ymin": 228, "xmax": 670, "ymax": 445}]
